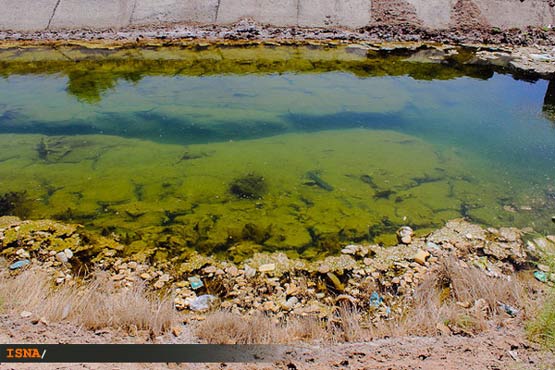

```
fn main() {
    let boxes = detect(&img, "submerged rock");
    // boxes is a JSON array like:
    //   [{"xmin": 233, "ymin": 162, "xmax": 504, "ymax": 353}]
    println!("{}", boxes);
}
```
[{"xmin": 229, "ymin": 173, "xmax": 267, "ymax": 199}]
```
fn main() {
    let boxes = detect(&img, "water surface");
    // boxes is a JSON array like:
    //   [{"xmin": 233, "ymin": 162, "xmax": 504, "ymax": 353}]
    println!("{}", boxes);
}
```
[{"xmin": 0, "ymin": 45, "xmax": 554, "ymax": 260}]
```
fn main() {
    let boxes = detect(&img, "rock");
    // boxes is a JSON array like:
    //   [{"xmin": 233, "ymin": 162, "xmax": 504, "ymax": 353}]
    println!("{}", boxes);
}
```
[
  {"xmin": 171, "ymin": 325, "xmax": 183, "ymax": 337},
  {"xmin": 244, "ymin": 264, "xmax": 256, "ymax": 278},
  {"xmin": 56, "ymin": 251, "xmax": 68, "ymax": 263},
  {"xmin": 283, "ymin": 296, "xmax": 299, "ymax": 310},
  {"xmin": 258, "ymin": 263, "xmax": 276, "ymax": 272},
  {"xmin": 153, "ymin": 279, "xmax": 165, "ymax": 289},
  {"xmin": 341, "ymin": 245, "xmax": 359, "ymax": 255},
  {"xmin": 318, "ymin": 264, "xmax": 330, "ymax": 274},
  {"xmin": 396, "ymin": 226, "xmax": 414, "ymax": 244},
  {"xmin": 140, "ymin": 273, "xmax": 151, "ymax": 280},
  {"xmin": 188, "ymin": 276, "xmax": 203, "ymax": 290},
  {"xmin": 64, "ymin": 248, "xmax": 73, "ymax": 259},
  {"xmin": 20, "ymin": 311, "xmax": 32, "ymax": 318},
  {"xmin": 413, "ymin": 249, "xmax": 430, "ymax": 265},
  {"xmin": 15, "ymin": 248, "xmax": 30, "ymax": 258},
  {"xmin": 227, "ymin": 266, "xmax": 239, "ymax": 276},
  {"xmin": 189, "ymin": 295, "xmax": 218, "ymax": 312},
  {"xmin": 9, "ymin": 259, "xmax": 30, "ymax": 270},
  {"xmin": 538, "ymin": 264, "xmax": 550, "ymax": 272}
]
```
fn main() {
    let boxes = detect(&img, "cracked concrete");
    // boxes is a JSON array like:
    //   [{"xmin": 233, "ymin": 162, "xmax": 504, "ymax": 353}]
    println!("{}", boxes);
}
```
[
  {"xmin": 0, "ymin": 0, "xmax": 59, "ymax": 30},
  {"xmin": 0, "ymin": 0, "xmax": 554, "ymax": 32}
]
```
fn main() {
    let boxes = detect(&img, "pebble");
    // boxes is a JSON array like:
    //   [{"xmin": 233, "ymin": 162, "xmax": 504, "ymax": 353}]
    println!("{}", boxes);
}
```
[
  {"xmin": 259, "ymin": 263, "xmax": 276, "ymax": 272},
  {"xmin": 413, "ymin": 249, "xmax": 430, "ymax": 265},
  {"xmin": 397, "ymin": 226, "xmax": 414, "ymax": 244},
  {"xmin": 56, "ymin": 251, "xmax": 68, "ymax": 263},
  {"xmin": 284, "ymin": 296, "xmax": 299, "ymax": 309},
  {"xmin": 20, "ymin": 311, "xmax": 32, "ymax": 318}
]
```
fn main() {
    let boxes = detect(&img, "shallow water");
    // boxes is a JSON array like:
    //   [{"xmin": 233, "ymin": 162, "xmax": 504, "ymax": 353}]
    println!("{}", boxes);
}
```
[{"xmin": 0, "ymin": 45, "xmax": 554, "ymax": 260}]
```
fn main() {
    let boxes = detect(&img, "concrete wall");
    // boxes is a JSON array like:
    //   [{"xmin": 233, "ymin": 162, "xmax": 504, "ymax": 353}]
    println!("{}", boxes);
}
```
[{"xmin": 0, "ymin": 0, "xmax": 553, "ymax": 32}]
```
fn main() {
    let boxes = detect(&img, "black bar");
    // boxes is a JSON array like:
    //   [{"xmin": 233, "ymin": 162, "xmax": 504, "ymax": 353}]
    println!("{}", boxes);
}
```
[{"xmin": 0, "ymin": 344, "xmax": 290, "ymax": 363}]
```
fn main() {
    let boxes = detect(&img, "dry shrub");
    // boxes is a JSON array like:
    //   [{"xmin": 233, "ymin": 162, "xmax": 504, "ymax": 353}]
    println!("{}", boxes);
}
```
[
  {"xmin": 402, "ymin": 257, "xmax": 526, "ymax": 336},
  {"xmin": 197, "ymin": 311, "xmax": 331, "ymax": 344},
  {"xmin": 0, "ymin": 270, "xmax": 177, "ymax": 334}
]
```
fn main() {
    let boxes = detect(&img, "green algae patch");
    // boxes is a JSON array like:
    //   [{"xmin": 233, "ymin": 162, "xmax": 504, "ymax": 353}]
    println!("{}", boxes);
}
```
[{"xmin": 0, "ymin": 44, "xmax": 554, "ymax": 261}]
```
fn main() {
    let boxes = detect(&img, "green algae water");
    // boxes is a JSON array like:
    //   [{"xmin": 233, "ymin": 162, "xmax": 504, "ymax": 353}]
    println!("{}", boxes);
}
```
[{"xmin": 0, "ymin": 44, "xmax": 554, "ymax": 260}]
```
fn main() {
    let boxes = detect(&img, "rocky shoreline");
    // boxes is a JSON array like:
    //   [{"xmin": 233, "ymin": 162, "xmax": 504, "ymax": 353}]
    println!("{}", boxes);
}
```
[
  {"xmin": 0, "ymin": 23, "xmax": 553, "ymax": 80},
  {"xmin": 2, "ymin": 215, "xmax": 553, "ymax": 325}
]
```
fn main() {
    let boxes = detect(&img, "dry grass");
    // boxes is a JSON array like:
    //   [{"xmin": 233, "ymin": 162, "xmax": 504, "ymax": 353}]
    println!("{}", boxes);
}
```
[
  {"xmin": 402, "ymin": 257, "xmax": 526, "ymax": 336},
  {"xmin": 196, "ymin": 257, "xmax": 532, "ymax": 344},
  {"xmin": 0, "ymin": 270, "xmax": 177, "ymax": 334}
]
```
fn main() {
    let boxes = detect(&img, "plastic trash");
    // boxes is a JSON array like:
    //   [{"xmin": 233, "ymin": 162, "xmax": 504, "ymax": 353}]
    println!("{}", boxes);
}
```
[
  {"xmin": 9, "ymin": 259, "xmax": 30, "ymax": 270},
  {"xmin": 189, "ymin": 294, "xmax": 217, "ymax": 312},
  {"xmin": 534, "ymin": 271, "xmax": 548, "ymax": 283},
  {"xmin": 498, "ymin": 302, "xmax": 519, "ymax": 317},
  {"xmin": 370, "ymin": 291, "xmax": 383, "ymax": 307},
  {"xmin": 188, "ymin": 276, "xmax": 204, "ymax": 290}
]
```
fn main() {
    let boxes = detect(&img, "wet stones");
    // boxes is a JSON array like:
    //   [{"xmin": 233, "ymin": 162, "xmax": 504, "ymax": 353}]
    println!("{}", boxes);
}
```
[
  {"xmin": 229, "ymin": 173, "xmax": 267, "ymax": 199},
  {"xmin": 397, "ymin": 226, "xmax": 414, "ymax": 244}
]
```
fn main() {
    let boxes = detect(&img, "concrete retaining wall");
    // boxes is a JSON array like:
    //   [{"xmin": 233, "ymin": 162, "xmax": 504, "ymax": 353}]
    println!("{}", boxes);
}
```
[{"xmin": 0, "ymin": 0, "xmax": 553, "ymax": 32}]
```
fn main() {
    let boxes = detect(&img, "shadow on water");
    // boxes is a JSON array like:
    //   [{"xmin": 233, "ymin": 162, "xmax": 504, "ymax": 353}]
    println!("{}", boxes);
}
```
[{"xmin": 0, "ymin": 109, "xmax": 413, "ymax": 145}]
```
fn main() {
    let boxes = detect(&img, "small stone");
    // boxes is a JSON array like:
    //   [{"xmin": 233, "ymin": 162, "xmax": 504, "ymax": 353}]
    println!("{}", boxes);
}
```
[
  {"xmin": 227, "ymin": 266, "xmax": 239, "ymax": 276},
  {"xmin": 56, "ymin": 251, "xmax": 68, "ymax": 263},
  {"xmin": 283, "ymin": 296, "xmax": 299, "ymax": 310},
  {"xmin": 341, "ymin": 245, "xmax": 358, "ymax": 255},
  {"xmin": 153, "ymin": 279, "xmax": 165, "ymax": 289},
  {"xmin": 538, "ymin": 264, "xmax": 550, "ymax": 272},
  {"xmin": 259, "ymin": 263, "xmax": 276, "ymax": 272},
  {"xmin": 363, "ymin": 258, "xmax": 372, "ymax": 266},
  {"xmin": 244, "ymin": 264, "xmax": 256, "ymax": 278},
  {"xmin": 397, "ymin": 226, "xmax": 414, "ymax": 244},
  {"xmin": 171, "ymin": 325, "xmax": 183, "ymax": 337},
  {"xmin": 414, "ymin": 249, "xmax": 430, "ymax": 265},
  {"xmin": 140, "ymin": 273, "xmax": 151, "ymax": 280},
  {"xmin": 203, "ymin": 266, "xmax": 217, "ymax": 274},
  {"xmin": 64, "ymin": 249, "xmax": 73, "ymax": 260},
  {"xmin": 286, "ymin": 283, "xmax": 299, "ymax": 296},
  {"xmin": 20, "ymin": 311, "xmax": 32, "ymax": 318},
  {"xmin": 318, "ymin": 264, "xmax": 330, "ymax": 274}
]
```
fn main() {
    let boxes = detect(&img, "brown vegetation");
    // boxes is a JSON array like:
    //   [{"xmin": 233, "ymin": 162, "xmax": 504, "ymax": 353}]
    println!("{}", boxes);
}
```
[{"xmin": 0, "ymin": 269, "xmax": 177, "ymax": 335}]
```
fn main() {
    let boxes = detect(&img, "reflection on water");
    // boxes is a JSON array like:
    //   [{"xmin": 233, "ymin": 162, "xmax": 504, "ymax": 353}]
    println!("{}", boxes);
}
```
[
  {"xmin": 0, "ymin": 44, "xmax": 553, "ymax": 260},
  {"xmin": 543, "ymin": 80, "xmax": 555, "ymax": 123}
]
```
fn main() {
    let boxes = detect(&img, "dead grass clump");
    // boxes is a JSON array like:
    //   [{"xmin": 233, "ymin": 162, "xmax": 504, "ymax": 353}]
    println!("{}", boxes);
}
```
[
  {"xmin": 0, "ymin": 270, "xmax": 177, "ymax": 334},
  {"xmin": 402, "ymin": 257, "xmax": 526, "ymax": 336},
  {"xmin": 197, "ymin": 311, "xmax": 333, "ymax": 344}
]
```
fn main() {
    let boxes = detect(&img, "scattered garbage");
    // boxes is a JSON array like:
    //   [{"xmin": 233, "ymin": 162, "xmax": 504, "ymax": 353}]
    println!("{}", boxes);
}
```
[
  {"xmin": 498, "ymin": 302, "xmax": 519, "ymax": 317},
  {"xmin": 534, "ymin": 270, "xmax": 548, "ymax": 283},
  {"xmin": 370, "ymin": 291, "xmax": 383, "ymax": 307},
  {"xmin": 188, "ymin": 276, "xmax": 204, "ymax": 290},
  {"xmin": 189, "ymin": 294, "xmax": 218, "ymax": 312},
  {"xmin": 9, "ymin": 259, "xmax": 30, "ymax": 270}
]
